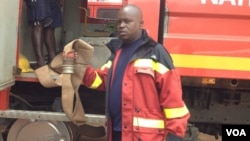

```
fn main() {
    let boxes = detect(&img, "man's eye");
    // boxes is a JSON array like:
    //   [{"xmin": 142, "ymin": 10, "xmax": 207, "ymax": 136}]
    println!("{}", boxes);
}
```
[
  {"xmin": 124, "ymin": 20, "xmax": 130, "ymax": 23},
  {"xmin": 116, "ymin": 21, "xmax": 121, "ymax": 24},
  {"xmin": 117, "ymin": 19, "xmax": 132, "ymax": 25}
]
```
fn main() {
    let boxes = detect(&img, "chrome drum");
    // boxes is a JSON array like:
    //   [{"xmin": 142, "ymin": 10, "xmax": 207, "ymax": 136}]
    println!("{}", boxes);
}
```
[{"xmin": 7, "ymin": 119, "xmax": 73, "ymax": 141}]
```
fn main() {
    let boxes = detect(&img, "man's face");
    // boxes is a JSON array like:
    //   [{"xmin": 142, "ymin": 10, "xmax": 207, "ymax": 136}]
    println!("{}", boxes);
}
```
[{"xmin": 116, "ymin": 8, "xmax": 142, "ymax": 43}]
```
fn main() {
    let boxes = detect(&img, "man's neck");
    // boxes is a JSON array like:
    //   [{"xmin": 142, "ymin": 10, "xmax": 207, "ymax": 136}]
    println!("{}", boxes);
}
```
[{"xmin": 124, "ymin": 32, "xmax": 142, "ymax": 44}]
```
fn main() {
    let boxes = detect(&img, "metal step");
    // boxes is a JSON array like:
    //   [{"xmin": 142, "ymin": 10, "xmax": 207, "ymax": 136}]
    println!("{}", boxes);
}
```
[{"xmin": 0, "ymin": 110, "xmax": 105, "ymax": 126}]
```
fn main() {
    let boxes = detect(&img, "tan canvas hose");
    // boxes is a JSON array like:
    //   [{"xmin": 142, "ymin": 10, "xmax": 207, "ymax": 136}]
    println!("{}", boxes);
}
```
[{"xmin": 35, "ymin": 39, "xmax": 94, "ymax": 125}]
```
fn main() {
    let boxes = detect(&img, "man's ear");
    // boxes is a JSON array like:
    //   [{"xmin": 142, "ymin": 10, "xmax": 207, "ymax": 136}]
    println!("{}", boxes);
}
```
[{"xmin": 140, "ymin": 20, "xmax": 144, "ymax": 28}]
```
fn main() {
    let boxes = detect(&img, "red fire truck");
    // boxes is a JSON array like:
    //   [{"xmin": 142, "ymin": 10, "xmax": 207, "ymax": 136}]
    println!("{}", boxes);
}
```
[
  {"xmin": 87, "ymin": 0, "xmax": 122, "ymax": 19},
  {"xmin": 1, "ymin": 0, "xmax": 250, "ymax": 140}
]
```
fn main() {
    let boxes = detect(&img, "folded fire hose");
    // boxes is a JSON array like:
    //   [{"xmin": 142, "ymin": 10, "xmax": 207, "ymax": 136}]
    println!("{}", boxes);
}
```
[{"xmin": 35, "ymin": 39, "xmax": 94, "ymax": 125}]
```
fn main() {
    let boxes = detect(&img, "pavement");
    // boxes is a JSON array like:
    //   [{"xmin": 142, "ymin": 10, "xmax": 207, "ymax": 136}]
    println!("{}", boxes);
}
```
[{"xmin": 198, "ymin": 133, "xmax": 222, "ymax": 141}]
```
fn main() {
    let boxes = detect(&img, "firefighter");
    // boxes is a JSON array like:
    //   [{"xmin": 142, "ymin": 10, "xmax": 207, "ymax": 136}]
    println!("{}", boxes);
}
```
[
  {"xmin": 25, "ymin": 0, "xmax": 62, "ymax": 67},
  {"xmin": 83, "ymin": 4, "xmax": 190, "ymax": 141}
]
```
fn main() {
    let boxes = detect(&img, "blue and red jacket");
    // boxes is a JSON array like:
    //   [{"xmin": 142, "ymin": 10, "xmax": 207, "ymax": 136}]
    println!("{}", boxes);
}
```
[{"xmin": 83, "ymin": 30, "xmax": 190, "ymax": 141}]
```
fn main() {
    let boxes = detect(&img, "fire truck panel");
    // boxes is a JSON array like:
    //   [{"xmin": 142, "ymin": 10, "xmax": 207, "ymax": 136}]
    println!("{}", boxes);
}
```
[{"xmin": 164, "ymin": 0, "xmax": 250, "ymax": 79}]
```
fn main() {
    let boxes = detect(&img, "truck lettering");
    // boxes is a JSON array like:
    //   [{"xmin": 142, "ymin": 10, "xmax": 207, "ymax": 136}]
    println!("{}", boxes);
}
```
[{"xmin": 201, "ymin": 0, "xmax": 248, "ymax": 6}]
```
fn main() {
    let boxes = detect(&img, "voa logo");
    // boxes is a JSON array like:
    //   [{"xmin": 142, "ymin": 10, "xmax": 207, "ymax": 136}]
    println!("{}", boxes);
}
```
[
  {"xmin": 226, "ymin": 129, "xmax": 247, "ymax": 136},
  {"xmin": 201, "ymin": 0, "xmax": 250, "ymax": 6}
]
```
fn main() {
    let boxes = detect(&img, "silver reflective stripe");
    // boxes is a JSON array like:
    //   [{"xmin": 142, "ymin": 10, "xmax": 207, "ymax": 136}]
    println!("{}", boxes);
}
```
[{"xmin": 133, "ymin": 117, "xmax": 164, "ymax": 129}]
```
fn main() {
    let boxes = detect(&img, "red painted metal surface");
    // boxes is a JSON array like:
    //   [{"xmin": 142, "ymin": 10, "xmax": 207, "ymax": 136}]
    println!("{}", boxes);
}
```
[
  {"xmin": 87, "ymin": 2, "xmax": 122, "ymax": 19},
  {"xmin": 125, "ymin": 0, "xmax": 161, "ymax": 41},
  {"xmin": 16, "ymin": 0, "xmax": 23, "ymax": 67},
  {"xmin": 80, "ymin": 0, "xmax": 160, "ymax": 40},
  {"xmin": 80, "ymin": 1, "xmax": 122, "ymax": 23},
  {"xmin": 164, "ymin": 0, "xmax": 250, "ymax": 79},
  {"xmin": 0, "ymin": 88, "xmax": 10, "ymax": 110}
]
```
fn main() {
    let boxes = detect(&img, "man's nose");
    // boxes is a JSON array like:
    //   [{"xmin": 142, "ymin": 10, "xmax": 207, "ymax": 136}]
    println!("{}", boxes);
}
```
[{"xmin": 119, "ymin": 21, "xmax": 126, "ymax": 27}]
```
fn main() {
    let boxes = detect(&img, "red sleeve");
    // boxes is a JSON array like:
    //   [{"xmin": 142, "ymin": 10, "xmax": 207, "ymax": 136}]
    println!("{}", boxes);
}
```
[
  {"xmin": 82, "ymin": 65, "xmax": 108, "ymax": 91},
  {"xmin": 157, "ymin": 69, "xmax": 190, "ymax": 137}
]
